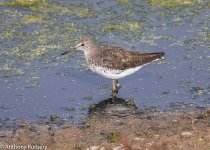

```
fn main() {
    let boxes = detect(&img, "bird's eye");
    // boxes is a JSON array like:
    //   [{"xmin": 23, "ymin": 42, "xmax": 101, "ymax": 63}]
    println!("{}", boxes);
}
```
[{"xmin": 81, "ymin": 43, "xmax": 84, "ymax": 46}]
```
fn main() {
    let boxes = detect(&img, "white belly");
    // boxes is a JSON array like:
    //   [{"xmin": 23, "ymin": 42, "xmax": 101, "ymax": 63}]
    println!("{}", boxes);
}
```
[{"xmin": 89, "ymin": 65, "xmax": 144, "ymax": 80}]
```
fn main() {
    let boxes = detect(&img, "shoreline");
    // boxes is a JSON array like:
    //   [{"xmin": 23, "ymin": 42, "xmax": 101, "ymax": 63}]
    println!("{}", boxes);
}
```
[{"xmin": 0, "ymin": 107, "xmax": 209, "ymax": 150}]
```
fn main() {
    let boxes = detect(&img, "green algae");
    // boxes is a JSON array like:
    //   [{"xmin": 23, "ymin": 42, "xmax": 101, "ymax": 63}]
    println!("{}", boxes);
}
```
[
  {"xmin": 99, "ymin": 85, "xmax": 110, "ymax": 89},
  {"xmin": 23, "ymin": 15, "xmax": 44, "ymax": 24},
  {"xmin": 1, "ymin": 21, "xmax": 78, "ymax": 63},
  {"xmin": 191, "ymin": 87, "xmax": 205, "ymax": 95},
  {"xmin": 25, "ymin": 82, "xmax": 40, "ymax": 88},
  {"xmin": 9, "ymin": 44, "xmax": 59, "ymax": 61},
  {"xmin": 117, "ymin": 0, "xmax": 133, "ymax": 8},
  {"xmin": 0, "ymin": 1, "xmax": 82, "ymax": 74},
  {"xmin": 102, "ymin": 24, "xmax": 122, "ymax": 31},
  {"xmin": 0, "ymin": 0, "xmax": 94, "ymax": 18},
  {"xmin": 68, "ymin": 98, "xmax": 76, "ymax": 101},
  {"xmin": 147, "ymin": 0, "xmax": 205, "ymax": 8},
  {"xmin": 101, "ymin": 21, "xmax": 144, "ymax": 33},
  {"xmin": 29, "ymin": 2, "xmax": 70, "ymax": 15},
  {"xmin": 1, "ymin": 31, "xmax": 13, "ymax": 39},
  {"xmin": 66, "ymin": 107, "xmax": 75, "ymax": 111},
  {"xmin": 0, "ymin": 0, "xmax": 45, "ymax": 7},
  {"xmin": 83, "ymin": 96, "xmax": 93, "ymax": 101},
  {"xmin": 0, "ymin": 64, "xmax": 25, "ymax": 78},
  {"xmin": 1, "ymin": 64, "xmax": 13, "ymax": 71},
  {"xmin": 72, "ymin": 8, "xmax": 94, "ymax": 18},
  {"xmin": 107, "ymin": 131, "xmax": 121, "ymax": 143}
]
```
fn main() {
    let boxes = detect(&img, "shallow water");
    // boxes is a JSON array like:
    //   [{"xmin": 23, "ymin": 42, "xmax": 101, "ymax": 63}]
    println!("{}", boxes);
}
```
[{"xmin": 0, "ymin": 0, "xmax": 209, "ymax": 125}]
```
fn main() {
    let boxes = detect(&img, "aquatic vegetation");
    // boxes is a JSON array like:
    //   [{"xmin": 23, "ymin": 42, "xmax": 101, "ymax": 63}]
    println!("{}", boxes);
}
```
[
  {"xmin": 0, "ymin": 64, "xmax": 25, "ymax": 78},
  {"xmin": 23, "ymin": 15, "xmax": 44, "ymax": 24},
  {"xmin": 199, "ymin": 30, "xmax": 210, "ymax": 43},
  {"xmin": 56, "ymin": 72, "xmax": 71, "ymax": 77},
  {"xmin": 25, "ymin": 82, "xmax": 40, "ymax": 88},
  {"xmin": 102, "ymin": 24, "xmax": 122, "ymax": 31},
  {"xmin": 1, "ymin": 64, "xmax": 13, "ymax": 71},
  {"xmin": 66, "ymin": 107, "xmax": 75, "ymax": 111},
  {"xmin": 101, "ymin": 21, "xmax": 143, "ymax": 33},
  {"xmin": 72, "ymin": 8, "xmax": 94, "ymax": 18},
  {"xmin": 10, "ymin": 45, "xmax": 59, "ymax": 60},
  {"xmin": 107, "ymin": 131, "xmax": 121, "ymax": 143},
  {"xmin": 1, "ymin": 31, "xmax": 13, "ymax": 39},
  {"xmin": 191, "ymin": 87, "xmax": 204, "ymax": 95},
  {"xmin": 99, "ymin": 85, "xmax": 110, "ymax": 89},
  {"xmin": 29, "ymin": 2, "xmax": 70, "ymax": 15},
  {"xmin": 147, "ymin": 34, "xmax": 164, "ymax": 40},
  {"xmin": 68, "ymin": 98, "xmax": 76, "ymax": 101},
  {"xmin": 0, "ymin": 0, "xmax": 45, "ymax": 7},
  {"xmin": 0, "ymin": 0, "xmax": 93, "ymax": 17},
  {"xmin": 1, "ymin": 21, "xmax": 78, "ymax": 67},
  {"xmin": 83, "ymin": 96, "xmax": 93, "ymax": 101},
  {"xmin": 117, "ymin": 0, "xmax": 133, "ymax": 8},
  {"xmin": 148, "ymin": 0, "xmax": 205, "ymax": 8}
]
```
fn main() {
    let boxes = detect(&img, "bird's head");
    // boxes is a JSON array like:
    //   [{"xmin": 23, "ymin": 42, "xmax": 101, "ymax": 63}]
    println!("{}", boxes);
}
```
[
  {"xmin": 74, "ymin": 36, "xmax": 94, "ymax": 51},
  {"xmin": 61, "ymin": 36, "xmax": 95, "ymax": 56}
]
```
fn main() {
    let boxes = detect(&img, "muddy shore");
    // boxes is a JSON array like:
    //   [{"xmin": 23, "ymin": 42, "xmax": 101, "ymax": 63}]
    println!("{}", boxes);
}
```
[{"xmin": 0, "ymin": 107, "xmax": 209, "ymax": 150}]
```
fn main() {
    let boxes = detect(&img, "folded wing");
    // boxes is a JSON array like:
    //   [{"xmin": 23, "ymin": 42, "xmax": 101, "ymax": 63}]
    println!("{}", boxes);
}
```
[{"xmin": 98, "ymin": 45, "xmax": 164, "ymax": 70}]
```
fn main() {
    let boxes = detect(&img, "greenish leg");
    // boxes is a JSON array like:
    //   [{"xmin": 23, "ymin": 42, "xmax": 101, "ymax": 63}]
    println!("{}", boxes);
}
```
[
  {"xmin": 112, "ymin": 80, "xmax": 116, "ymax": 100},
  {"xmin": 111, "ymin": 80, "xmax": 121, "ymax": 101}
]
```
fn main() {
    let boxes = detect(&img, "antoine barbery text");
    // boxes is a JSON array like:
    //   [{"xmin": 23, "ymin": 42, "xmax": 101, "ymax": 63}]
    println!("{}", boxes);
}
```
[{"xmin": 0, "ymin": 144, "xmax": 47, "ymax": 150}]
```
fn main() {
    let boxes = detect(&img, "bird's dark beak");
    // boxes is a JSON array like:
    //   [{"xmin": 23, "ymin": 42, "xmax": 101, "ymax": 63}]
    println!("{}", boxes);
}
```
[{"xmin": 61, "ymin": 47, "xmax": 76, "ymax": 56}]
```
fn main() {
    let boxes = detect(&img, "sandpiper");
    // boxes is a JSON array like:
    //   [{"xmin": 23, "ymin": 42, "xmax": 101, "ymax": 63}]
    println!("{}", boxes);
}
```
[{"xmin": 62, "ymin": 37, "xmax": 164, "ymax": 97}]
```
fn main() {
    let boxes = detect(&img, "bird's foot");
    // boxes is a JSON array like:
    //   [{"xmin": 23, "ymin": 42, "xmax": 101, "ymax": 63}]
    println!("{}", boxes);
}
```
[
  {"xmin": 111, "ymin": 89, "xmax": 117, "ymax": 97},
  {"xmin": 111, "ymin": 90, "xmax": 117, "ymax": 101}
]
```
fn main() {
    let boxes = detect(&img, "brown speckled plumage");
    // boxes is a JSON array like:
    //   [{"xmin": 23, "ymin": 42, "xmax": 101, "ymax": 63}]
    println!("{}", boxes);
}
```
[
  {"xmin": 76, "ymin": 37, "xmax": 164, "ymax": 70},
  {"xmin": 90, "ymin": 45, "xmax": 164, "ymax": 70}
]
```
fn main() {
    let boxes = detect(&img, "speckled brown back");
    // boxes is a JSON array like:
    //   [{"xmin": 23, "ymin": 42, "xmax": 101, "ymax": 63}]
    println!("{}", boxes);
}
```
[{"xmin": 87, "ymin": 45, "xmax": 164, "ymax": 70}]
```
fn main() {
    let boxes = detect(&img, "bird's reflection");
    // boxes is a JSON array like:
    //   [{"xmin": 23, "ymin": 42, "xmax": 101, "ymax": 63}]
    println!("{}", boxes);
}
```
[{"xmin": 89, "ymin": 97, "xmax": 141, "ymax": 118}]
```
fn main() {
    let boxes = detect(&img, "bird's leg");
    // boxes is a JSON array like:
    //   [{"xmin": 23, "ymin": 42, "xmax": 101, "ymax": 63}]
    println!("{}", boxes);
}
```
[
  {"xmin": 112, "ymin": 80, "xmax": 117, "ymax": 98},
  {"xmin": 115, "ymin": 79, "xmax": 121, "ymax": 94},
  {"xmin": 112, "ymin": 80, "xmax": 115, "ymax": 91}
]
